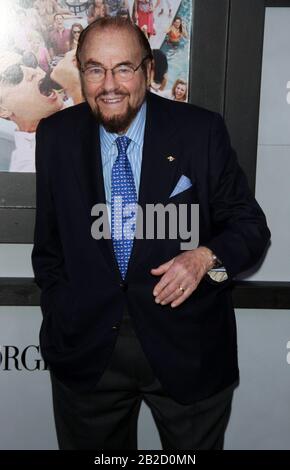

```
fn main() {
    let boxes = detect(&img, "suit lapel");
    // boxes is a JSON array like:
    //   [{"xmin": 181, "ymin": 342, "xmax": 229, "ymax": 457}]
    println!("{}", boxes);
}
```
[{"xmin": 71, "ymin": 104, "xmax": 121, "ymax": 279}]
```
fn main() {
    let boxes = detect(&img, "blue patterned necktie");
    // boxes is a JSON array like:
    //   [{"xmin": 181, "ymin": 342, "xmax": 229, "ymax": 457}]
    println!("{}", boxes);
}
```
[{"xmin": 111, "ymin": 136, "xmax": 137, "ymax": 279}]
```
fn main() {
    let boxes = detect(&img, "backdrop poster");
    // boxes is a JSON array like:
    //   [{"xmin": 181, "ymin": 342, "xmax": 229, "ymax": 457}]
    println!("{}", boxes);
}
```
[{"xmin": 0, "ymin": 0, "xmax": 192, "ymax": 172}]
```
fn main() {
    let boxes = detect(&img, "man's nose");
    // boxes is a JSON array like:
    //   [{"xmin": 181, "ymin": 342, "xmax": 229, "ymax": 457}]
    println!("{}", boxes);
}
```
[{"xmin": 102, "ymin": 69, "xmax": 118, "ymax": 91}]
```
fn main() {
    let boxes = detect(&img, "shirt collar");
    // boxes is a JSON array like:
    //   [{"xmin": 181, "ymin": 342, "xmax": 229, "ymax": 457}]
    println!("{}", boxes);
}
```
[
  {"xmin": 100, "ymin": 100, "xmax": 147, "ymax": 156},
  {"xmin": 14, "ymin": 130, "xmax": 36, "ymax": 148}
]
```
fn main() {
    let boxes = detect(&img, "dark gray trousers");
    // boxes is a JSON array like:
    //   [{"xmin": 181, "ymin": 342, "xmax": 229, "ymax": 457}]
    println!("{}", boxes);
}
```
[{"xmin": 50, "ymin": 308, "xmax": 236, "ymax": 450}]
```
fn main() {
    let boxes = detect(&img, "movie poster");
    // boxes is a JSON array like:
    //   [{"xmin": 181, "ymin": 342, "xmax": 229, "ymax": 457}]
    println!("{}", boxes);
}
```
[{"xmin": 0, "ymin": 0, "xmax": 192, "ymax": 172}]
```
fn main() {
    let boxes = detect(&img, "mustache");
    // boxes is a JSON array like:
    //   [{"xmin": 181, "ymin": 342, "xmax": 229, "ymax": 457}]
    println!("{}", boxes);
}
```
[
  {"xmin": 38, "ymin": 73, "xmax": 63, "ymax": 96},
  {"xmin": 95, "ymin": 90, "xmax": 129, "ymax": 100}
]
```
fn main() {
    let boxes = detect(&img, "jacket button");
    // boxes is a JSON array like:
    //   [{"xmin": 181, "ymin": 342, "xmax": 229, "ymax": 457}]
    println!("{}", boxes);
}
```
[{"xmin": 119, "ymin": 281, "xmax": 128, "ymax": 291}]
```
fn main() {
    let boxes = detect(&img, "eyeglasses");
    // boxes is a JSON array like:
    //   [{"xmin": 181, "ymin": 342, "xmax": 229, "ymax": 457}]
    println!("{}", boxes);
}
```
[
  {"xmin": 80, "ymin": 55, "xmax": 150, "ymax": 83},
  {"xmin": 0, "ymin": 52, "xmax": 38, "ymax": 85}
]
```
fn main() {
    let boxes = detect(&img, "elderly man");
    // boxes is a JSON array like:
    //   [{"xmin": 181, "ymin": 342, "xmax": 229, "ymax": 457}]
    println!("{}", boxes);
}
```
[
  {"xmin": 31, "ymin": 17, "xmax": 270, "ymax": 449},
  {"xmin": 0, "ymin": 51, "xmax": 64, "ymax": 171}
]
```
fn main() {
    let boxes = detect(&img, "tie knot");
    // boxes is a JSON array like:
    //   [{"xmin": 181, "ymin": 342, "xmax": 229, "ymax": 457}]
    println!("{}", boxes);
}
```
[{"xmin": 115, "ymin": 136, "xmax": 131, "ymax": 155}]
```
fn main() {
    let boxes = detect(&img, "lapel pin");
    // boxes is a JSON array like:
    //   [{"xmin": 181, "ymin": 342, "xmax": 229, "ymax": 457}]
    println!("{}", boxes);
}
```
[{"xmin": 167, "ymin": 156, "xmax": 175, "ymax": 162}]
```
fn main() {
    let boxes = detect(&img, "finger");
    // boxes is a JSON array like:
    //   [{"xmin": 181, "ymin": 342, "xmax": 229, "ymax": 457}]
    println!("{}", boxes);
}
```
[
  {"xmin": 171, "ymin": 295, "xmax": 187, "ymax": 307},
  {"xmin": 154, "ymin": 271, "xmax": 185, "ymax": 303},
  {"xmin": 151, "ymin": 257, "xmax": 175, "ymax": 276},
  {"xmin": 151, "ymin": 259, "xmax": 175, "ymax": 297},
  {"xmin": 171, "ymin": 286, "xmax": 194, "ymax": 308},
  {"xmin": 159, "ymin": 284, "xmax": 189, "ymax": 305},
  {"xmin": 153, "ymin": 267, "xmax": 178, "ymax": 299},
  {"xmin": 154, "ymin": 276, "xmax": 180, "ymax": 303}
]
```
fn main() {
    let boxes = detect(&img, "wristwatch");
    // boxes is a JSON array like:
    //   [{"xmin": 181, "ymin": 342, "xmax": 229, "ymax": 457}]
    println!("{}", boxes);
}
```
[
  {"xmin": 211, "ymin": 253, "xmax": 223, "ymax": 269},
  {"xmin": 207, "ymin": 250, "xmax": 227, "ymax": 282}
]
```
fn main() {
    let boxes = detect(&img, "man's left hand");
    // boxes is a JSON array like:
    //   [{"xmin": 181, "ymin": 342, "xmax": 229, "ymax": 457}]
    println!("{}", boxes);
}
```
[{"xmin": 151, "ymin": 247, "xmax": 214, "ymax": 308}]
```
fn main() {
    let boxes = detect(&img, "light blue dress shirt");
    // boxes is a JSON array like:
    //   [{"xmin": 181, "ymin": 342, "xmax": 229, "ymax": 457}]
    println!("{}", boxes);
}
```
[{"xmin": 99, "ymin": 101, "xmax": 146, "ymax": 229}]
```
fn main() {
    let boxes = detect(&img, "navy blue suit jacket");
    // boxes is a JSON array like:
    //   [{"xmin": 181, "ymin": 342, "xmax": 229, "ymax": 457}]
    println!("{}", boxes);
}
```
[{"xmin": 31, "ymin": 91, "xmax": 270, "ymax": 404}]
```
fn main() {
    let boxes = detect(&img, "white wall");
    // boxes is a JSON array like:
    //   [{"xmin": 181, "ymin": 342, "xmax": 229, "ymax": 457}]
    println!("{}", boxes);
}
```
[
  {"xmin": 1, "ymin": 307, "xmax": 290, "ymax": 450},
  {"xmin": 245, "ymin": 7, "xmax": 290, "ymax": 282}
]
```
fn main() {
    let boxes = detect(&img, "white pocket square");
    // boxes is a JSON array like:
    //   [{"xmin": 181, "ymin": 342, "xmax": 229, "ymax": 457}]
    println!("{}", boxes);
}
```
[{"xmin": 169, "ymin": 175, "xmax": 192, "ymax": 198}]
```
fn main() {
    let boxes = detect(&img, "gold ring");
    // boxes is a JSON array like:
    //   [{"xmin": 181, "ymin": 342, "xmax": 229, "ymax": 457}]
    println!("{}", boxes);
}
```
[{"xmin": 179, "ymin": 285, "xmax": 185, "ymax": 293}]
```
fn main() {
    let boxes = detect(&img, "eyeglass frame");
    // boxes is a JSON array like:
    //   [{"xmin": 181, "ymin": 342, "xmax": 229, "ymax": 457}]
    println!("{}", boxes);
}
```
[{"xmin": 80, "ymin": 55, "xmax": 151, "ymax": 83}]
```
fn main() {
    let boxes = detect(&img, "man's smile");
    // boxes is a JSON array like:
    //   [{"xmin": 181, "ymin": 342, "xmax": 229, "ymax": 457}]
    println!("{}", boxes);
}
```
[{"xmin": 98, "ymin": 95, "xmax": 127, "ymax": 106}]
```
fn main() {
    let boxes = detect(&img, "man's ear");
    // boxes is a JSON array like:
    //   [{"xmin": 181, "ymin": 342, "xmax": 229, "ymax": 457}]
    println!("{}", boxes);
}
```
[{"xmin": 0, "ymin": 104, "xmax": 12, "ymax": 119}]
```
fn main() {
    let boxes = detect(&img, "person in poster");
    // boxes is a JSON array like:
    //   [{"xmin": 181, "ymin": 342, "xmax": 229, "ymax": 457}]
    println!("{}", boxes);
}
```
[
  {"xmin": 171, "ymin": 77, "xmax": 187, "ymax": 100},
  {"xmin": 166, "ymin": 15, "xmax": 188, "ymax": 45},
  {"xmin": 0, "ymin": 51, "xmax": 65, "ymax": 172},
  {"xmin": 132, "ymin": 0, "xmax": 157, "ymax": 39}
]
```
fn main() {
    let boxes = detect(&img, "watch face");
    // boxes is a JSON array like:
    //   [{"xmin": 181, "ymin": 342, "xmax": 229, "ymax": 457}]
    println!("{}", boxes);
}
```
[{"xmin": 213, "ymin": 255, "xmax": 223, "ymax": 268}]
